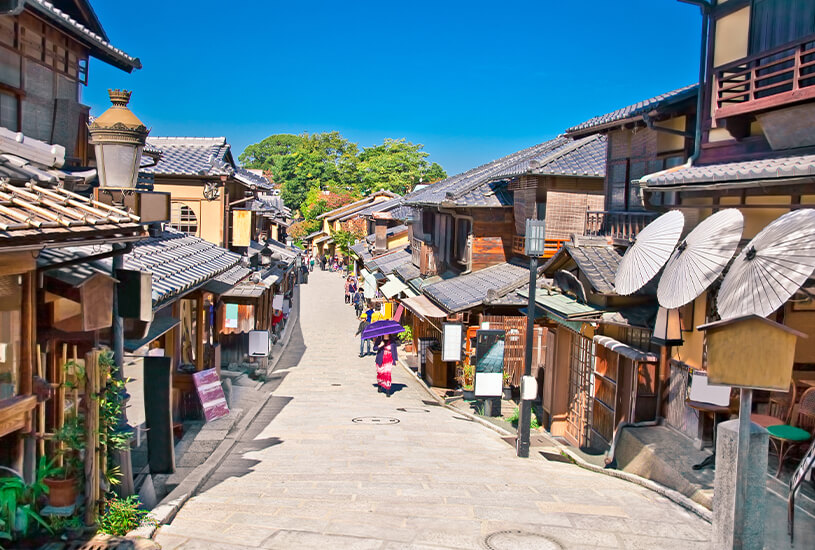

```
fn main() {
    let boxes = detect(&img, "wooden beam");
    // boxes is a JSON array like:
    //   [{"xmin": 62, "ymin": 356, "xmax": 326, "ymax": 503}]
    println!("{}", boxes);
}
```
[{"xmin": 195, "ymin": 293, "xmax": 205, "ymax": 371}]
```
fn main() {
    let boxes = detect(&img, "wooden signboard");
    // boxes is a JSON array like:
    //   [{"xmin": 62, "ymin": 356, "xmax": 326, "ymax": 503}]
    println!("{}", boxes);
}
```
[
  {"xmin": 192, "ymin": 368, "xmax": 229, "ymax": 422},
  {"xmin": 232, "ymin": 210, "xmax": 252, "ymax": 247}
]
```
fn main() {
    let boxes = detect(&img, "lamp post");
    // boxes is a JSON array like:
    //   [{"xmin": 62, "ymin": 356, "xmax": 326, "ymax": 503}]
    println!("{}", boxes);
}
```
[
  {"xmin": 88, "ymin": 89, "xmax": 149, "ymax": 497},
  {"xmin": 517, "ymin": 219, "xmax": 546, "ymax": 458}
]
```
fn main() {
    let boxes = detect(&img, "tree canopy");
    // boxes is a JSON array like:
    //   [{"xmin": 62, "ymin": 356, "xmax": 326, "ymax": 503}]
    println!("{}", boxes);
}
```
[{"xmin": 239, "ymin": 132, "xmax": 446, "ymax": 213}]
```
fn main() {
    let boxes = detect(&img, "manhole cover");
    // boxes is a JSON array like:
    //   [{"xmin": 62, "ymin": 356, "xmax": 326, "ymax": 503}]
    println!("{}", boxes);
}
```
[
  {"xmin": 396, "ymin": 407, "xmax": 429, "ymax": 413},
  {"xmin": 351, "ymin": 416, "xmax": 399, "ymax": 424},
  {"xmin": 483, "ymin": 530, "xmax": 562, "ymax": 550}
]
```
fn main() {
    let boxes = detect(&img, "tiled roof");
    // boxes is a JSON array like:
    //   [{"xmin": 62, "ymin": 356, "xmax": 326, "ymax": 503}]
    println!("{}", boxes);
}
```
[
  {"xmin": 639, "ymin": 153, "xmax": 815, "ymax": 188},
  {"xmin": 38, "ymin": 230, "xmax": 243, "ymax": 307},
  {"xmin": 366, "ymin": 247, "xmax": 411, "ymax": 275},
  {"xmin": 203, "ymin": 264, "xmax": 252, "ymax": 295},
  {"xmin": 563, "ymin": 243, "xmax": 622, "ymax": 295},
  {"xmin": 566, "ymin": 85, "xmax": 698, "ymax": 135},
  {"xmin": 234, "ymin": 167, "xmax": 273, "ymax": 190},
  {"xmin": 0, "ymin": 181, "xmax": 144, "ymax": 249},
  {"xmin": 26, "ymin": 1, "xmax": 141, "ymax": 72},
  {"xmin": 142, "ymin": 137, "xmax": 234, "ymax": 177},
  {"xmin": 318, "ymin": 191, "xmax": 399, "ymax": 220},
  {"xmin": 423, "ymin": 262, "xmax": 531, "ymax": 313},
  {"xmin": 405, "ymin": 135, "xmax": 605, "ymax": 208},
  {"xmin": 395, "ymin": 262, "xmax": 420, "ymax": 281},
  {"xmin": 350, "ymin": 241, "xmax": 372, "ymax": 262},
  {"xmin": 343, "ymin": 196, "xmax": 403, "ymax": 220}
]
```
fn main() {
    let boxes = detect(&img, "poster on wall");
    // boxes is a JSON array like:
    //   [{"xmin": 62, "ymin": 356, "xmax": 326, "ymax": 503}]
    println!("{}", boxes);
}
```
[
  {"xmin": 225, "ymin": 303, "xmax": 239, "ymax": 329},
  {"xmin": 273, "ymin": 294, "xmax": 284, "ymax": 311},
  {"xmin": 193, "ymin": 368, "xmax": 230, "ymax": 422},
  {"xmin": 474, "ymin": 329, "xmax": 505, "ymax": 397},
  {"xmin": 442, "ymin": 323, "xmax": 463, "ymax": 362}
]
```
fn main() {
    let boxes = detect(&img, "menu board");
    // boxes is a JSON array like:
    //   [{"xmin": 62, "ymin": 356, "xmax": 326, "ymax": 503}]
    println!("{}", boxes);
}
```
[
  {"xmin": 193, "ymin": 368, "xmax": 229, "ymax": 422},
  {"xmin": 442, "ymin": 323, "xmax": 463, "ymax": 362}
]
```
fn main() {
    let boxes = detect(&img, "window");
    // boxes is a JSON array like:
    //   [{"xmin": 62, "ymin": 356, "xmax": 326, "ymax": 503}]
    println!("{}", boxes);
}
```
[
  {"xmin": 168, "ymin": 203, "xmax": 198, "ymax": 234},
  {"xmin": 453, "ymin": 218, "xmax": 471, "ymax": 263},
  {"xmin": 421, "ymin": 210, "xmax": 434, "ymax": 239}
]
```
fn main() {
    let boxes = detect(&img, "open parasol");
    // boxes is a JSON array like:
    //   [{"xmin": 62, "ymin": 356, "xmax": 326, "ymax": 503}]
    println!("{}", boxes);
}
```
[
  {"xmin": 657, "ymin": 209, "xmax": 744, "ymax": 309},
  {"xmin": 717, "ymin": 209, "xmax": 815, "ymax": 320},
  {"xmin": 361, "ymin": 320, "xmax": 405, "ymax": 340},
  {"xmin": 615, "ymin": 210, "xmax": 685, "ymax": 296}
]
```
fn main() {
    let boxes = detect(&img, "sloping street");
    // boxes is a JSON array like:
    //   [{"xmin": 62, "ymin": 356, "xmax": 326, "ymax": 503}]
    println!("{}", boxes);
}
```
[{"xmin": 154, "ymin": 269, "xmax": 710, "ymax": 550}]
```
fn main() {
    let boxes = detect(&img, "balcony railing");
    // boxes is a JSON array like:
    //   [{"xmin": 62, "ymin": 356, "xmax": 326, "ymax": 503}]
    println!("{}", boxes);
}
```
[
  {"xmin": 584, "ymin": 211, "xmax": 657, "ymax": 242},
  {"xmin": 512, "ymin": 235, "xmax": 568, "ymax": 259},
  {"xmin": 714, "ymin": 33, "xmax": 815, "ymax": 119}
]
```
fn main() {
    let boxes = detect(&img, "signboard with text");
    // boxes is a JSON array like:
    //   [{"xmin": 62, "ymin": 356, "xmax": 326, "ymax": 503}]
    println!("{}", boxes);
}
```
[{"xmin": 193, "ymin": 368, "xmax": 229, "ymax": 422}]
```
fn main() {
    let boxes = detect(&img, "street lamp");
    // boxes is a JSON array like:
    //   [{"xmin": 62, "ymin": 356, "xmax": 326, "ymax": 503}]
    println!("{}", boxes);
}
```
[
  {"xmin": 651, "ymin": 307, "xmax": 684, "ymax": 346},
  {"xmin": 88, "ymin": 89, "xmax": 149, "ymax": 189},
  {"xmin": 518, "ymin": 219, "xmax": 546, "ymax": 458}
]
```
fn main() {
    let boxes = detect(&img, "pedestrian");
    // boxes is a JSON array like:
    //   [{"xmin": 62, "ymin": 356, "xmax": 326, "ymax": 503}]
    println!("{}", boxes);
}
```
[
  {"xmin": 348, "ymin": 278, "xmax": 357, "ymax": 303},
  {"xmin": 321, "ymin": 255, "xmax": 326, "ymax": 271},
  {"xmin": 357, "ymin": 318, "xmax": 372, "ymax": 357},
  {"xmin": 344, "ymin": 276, "xmax": 352, "ymax": 304},
  {"xmin": 309, "ymin": 256, "xmax": 315, "ymax": 272},
  {"xmin": 374, "ymin": 333, "xmax": 398, "ymax": 397},
  {"xmin": 353, "ymin": 288, "xmax": 364, "ymax": 317},
  {"xmin": 364, "ymin": 302, "xmax": 374, "ymax": 324}
]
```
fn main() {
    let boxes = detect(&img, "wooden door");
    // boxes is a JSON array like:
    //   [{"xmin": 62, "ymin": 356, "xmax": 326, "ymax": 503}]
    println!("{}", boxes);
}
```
[
  {"xmin": 565, "ymin": 332, "xmax": 594, "ymax": 448},
  {"xmin": 542, "ymin": 329, "xmax": 556, "ymax": 414}
]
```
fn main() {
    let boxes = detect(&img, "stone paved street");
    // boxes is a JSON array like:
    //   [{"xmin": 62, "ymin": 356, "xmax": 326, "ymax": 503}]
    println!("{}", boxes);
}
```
[{"xmin": 154, "ymin": 269, "xmax": 711, "ymax": 549}]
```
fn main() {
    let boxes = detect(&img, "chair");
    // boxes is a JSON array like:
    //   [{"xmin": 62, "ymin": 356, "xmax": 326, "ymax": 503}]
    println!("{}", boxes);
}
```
[
  {"xmin": 767, "ymin": 387, "xmax": 815, "ymax": 477},
  {"xmin": 751, "ymin": 382, "xmax": 796, "ymax": 428}
]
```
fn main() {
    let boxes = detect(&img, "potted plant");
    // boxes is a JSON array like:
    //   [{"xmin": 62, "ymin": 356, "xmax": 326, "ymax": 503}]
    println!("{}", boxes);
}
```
[
  {"xmin": 44, "ymin": 414, "xmax": 84, "ymax": 508},
  {"xmin": 460, "ymin": 362, "xmax": 475, "ymax": 400},
  {"xmin": 0, "ymin": 463, "xmax": 52, "ymax": 542},
  {"xmin": 400, "ymin": 326, "xmax": 414, "ymax": 353},
  {"xmin": 502, "ymin": 371, "xmax": 512, "ymax": 400}
]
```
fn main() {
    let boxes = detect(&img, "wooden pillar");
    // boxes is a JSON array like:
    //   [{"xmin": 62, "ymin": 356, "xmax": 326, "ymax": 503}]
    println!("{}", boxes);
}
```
[
  {"xmin": 171, "ymin": 301, "xmax": 181, "ymax": 370},
  {"xmin": 20, "ymin": 271, "xmax": 35, "ymax": 482},
  {"xmin": 196, "ymin": 293, "xmax": 205, "ymax": 371}
]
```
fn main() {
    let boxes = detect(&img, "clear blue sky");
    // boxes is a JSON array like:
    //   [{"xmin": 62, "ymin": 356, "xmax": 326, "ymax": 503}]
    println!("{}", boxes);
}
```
[{"xmin": 84, "ymin": 0, "xmax": 703, "ymax": 176}]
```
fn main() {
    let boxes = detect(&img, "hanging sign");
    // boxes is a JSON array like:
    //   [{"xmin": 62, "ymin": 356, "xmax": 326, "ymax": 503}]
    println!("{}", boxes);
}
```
[
  {"xmin": 272, "ymin": 294, "xmax": 284, "ymax": 310},
  {"xmin": 231, "ymin": 210, "xmax": 252, "ymax": 247},
  {"xmin": 225, "ymin": 303, "xmax": 239, "ymax": 329},
  {"xmin": 192, "ymin": 368, "xmax": 229, "ymax": 422},
  {"xmin": 442, "ymin": 323, "xmax": 463, "ymax": 362}
]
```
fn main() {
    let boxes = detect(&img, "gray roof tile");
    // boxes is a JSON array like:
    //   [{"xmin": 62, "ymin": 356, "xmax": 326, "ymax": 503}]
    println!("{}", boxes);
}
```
[
  {"xmin": 566, "ymin": 85, "xmax": 698, "ymax": 135},
  {"xmin": 395, "ymin": 262, "xmax": 420, "ymax": 281},
  {"xmin": 142, "ymin": 137, "xmax": 234, "ymax": 177},
  {"xmin": 234, "ymin": 167, "xmax": 273, "ymax": 190},
  {"xmin": 639, "ymin": 153, "xmax": 815, "ymax": 187},
  {"xmin": 422, "ymin": 262, "xmax": 531, "ymax": 312},
  {"xmin": 366, "ymin": 247, "xmax": 411, "ymax": 274},
  {"xmin": 563, "ymin": 243, "xmax": 622, "ymax": 295}
]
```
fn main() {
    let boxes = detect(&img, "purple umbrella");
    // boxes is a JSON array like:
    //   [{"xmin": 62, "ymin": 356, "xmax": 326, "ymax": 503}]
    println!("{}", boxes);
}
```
[{"xmin": 361, "ymin": 320, "xmax": 405, "ymax": 340}]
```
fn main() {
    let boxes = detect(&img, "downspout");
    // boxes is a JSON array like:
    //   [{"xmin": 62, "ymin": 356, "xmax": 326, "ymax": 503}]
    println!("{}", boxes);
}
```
[
  {"xmin": 680, "ymin": 0, "xmax": 713, "ymax": 164},
  {"xmin": 439, "ymin": 201, "xmax": 474, "ymax": 275}
]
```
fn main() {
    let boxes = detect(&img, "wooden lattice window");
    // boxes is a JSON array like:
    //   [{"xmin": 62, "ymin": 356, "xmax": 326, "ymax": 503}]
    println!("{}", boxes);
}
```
[
  {"xmin": 566, "ymin": 332, "xmax": 594, "ymax": 448},
  {"xmin": 168, "ymin": 203, "xmax": 198, "ymax": 235}
]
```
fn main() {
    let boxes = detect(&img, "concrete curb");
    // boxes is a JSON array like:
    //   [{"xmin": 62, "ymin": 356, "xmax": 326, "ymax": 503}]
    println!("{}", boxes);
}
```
[
  {"xmin": 396, "ymin": 356, "xmax": 713, "ymax": 525},
  {"xmin": 135, "ymin": 287, "xmax": 302, "ymax": 539}
]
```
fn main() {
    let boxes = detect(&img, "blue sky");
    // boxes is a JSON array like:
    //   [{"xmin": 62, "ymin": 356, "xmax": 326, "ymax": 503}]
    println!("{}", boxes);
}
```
[{"xmin": 84, "ymin": 0, "xmax": 703, "ymax": 176}]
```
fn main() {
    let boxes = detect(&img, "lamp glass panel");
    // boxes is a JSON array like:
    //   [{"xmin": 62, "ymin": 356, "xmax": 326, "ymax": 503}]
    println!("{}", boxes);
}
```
[{"xmin": 96, "ymin": 143, "xmax": 141, "ymax": 188}]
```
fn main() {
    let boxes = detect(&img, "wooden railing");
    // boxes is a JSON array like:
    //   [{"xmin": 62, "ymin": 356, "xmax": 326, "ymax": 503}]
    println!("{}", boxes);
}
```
[
  {"xmin": 714, "ymin": 33, "xmax": 815, "ymax": 119},
  {"xmin": 584, "ymin": 211, "xmax": 657, "ymax": 242},
  {"xmin": 512, "ymin": 235, "xmax": 568, "ymax": 259}
]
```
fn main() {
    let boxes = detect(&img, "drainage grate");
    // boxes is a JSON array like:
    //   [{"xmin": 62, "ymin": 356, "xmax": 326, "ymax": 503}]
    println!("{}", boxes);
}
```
[
  {"xmin": 483, "ymin": 530, "xmax": 562, "ymax": 550},
  {"xmin": 351, "ymin": 416, "xmax": 399, "ymax": 425},
  {"xmin": 396, "ymin": 407, "xmax": 429, "ymax": 413}
]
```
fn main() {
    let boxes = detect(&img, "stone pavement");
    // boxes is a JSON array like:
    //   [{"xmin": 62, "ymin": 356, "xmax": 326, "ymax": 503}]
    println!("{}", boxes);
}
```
[{"xmin": 154, "ymin": 269, "xmax": 711, "ymax": 550}]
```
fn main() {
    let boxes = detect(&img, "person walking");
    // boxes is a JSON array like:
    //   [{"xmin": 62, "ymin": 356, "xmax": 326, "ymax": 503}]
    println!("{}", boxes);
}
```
[
  {"xmin": 309, "ymin": 256, "xmax": 315, "ymax": 272},
  {"xmin": 356, "ymin": 317, "xmax": 372, "ymax": 357},
  {"xmin": 348, "ymin": 278, "xmax": 357, "ymax": 304},
  {"xmin": 353, "ymin": 288, "xmax": 364, "ymax": 318},
  {"xmin": 374, "ymin": 334, "xmax": 398, "ymax": 396},
  {"xmin": 344, "ymin": 277, "xmax": 352, "ymax": 304}
]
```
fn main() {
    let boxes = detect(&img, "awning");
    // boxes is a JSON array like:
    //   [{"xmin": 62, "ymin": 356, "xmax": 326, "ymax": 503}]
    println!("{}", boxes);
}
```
[
  {"xmin": 401, "ymin": 295, "xmax": 447, "ymax": 319},
  {"xmin": 221, "ymin": 282, "xmax": 265, "ymax": 300},
  {"xmin": 517, "ymin": 289, "xmax": 602, "ymax": 320},
  {"xmin": 380, "ymin": 275, "xmax": 409, "ymax": 299},
  {"xmin": 402, "ymin": 286, "xmax": 418, "ymax": 298},
  {"xmin": 124, "ymin": 316, "xmax": 180, "ymax": 353},
  {"xmin": 593, "ymin": 335, "xmax": 658, "ymax": 362}
]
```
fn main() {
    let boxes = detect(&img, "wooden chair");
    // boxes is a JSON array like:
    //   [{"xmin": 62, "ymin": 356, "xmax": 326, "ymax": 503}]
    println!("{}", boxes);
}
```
[
  {"xmin": 751, "ymin": 382, "xmax": 796, "ymax": 428},
  {"xmin": 767, "ymin": 387, "xmax": 815, "ymax": 477}
]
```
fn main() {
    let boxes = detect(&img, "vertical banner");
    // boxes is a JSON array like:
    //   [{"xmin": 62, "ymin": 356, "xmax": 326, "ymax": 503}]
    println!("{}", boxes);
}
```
[
  {"xmin": 232, "ymin": 210, "xmax": 252, "ymax": 247},
  {"xmin": 442, "ymin": 323, "xmax": 463, "ymax": 362},
  {"xmin": 225, "ymin": 303, "xmax": 239, "ymax": 328}
]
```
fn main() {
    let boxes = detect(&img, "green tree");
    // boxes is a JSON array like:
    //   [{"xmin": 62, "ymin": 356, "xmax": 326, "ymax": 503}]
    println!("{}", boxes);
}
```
[
  {"xmin": 238, "ymin": 134, "xmax": 304, "ymax": 173},
  {"xmin": 332, "ymin": 227, "xmax": 365, "ymax": 259},
  {"xmin": 357, "ymin": 139, "xmax": 446, "ymax": 195}
]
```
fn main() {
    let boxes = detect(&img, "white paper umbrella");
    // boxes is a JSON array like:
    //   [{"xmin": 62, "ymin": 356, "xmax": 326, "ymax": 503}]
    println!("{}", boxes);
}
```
[
  {"xmin": 718, "ymin": 209, "xmax": 815, "ymax": 320},
  {"xmin": 615, "ymin": 210, "xmax": 685, "ymax": 296},
  {"xmin": 657, "ymin": 209, "xmax": 744, "ymax": 309}
]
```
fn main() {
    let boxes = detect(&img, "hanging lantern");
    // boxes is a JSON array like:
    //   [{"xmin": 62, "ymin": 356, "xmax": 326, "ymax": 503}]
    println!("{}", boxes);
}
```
[
  {"xmin": 88, "ymin": 89, "xmax": 149, "ymax": 188},
  {"xmin": 651, "ymin": 306, "xmax": 684, "ymax": 346}
]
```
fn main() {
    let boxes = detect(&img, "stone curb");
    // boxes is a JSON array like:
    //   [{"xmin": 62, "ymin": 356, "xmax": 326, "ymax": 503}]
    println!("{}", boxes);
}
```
[
  {"xmin": 131, "ymin": 287, "xmax": 302, "ymax": 539},
  {"xmin": 396, "ymin": 356, "xmax": 713, "ymax": 525}
]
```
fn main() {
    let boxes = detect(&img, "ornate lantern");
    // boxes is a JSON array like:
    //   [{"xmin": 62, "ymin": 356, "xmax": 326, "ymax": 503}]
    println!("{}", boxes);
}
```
[{"xmin": 88, "ymin": 89, "xmax": 149, "ymax": 188}]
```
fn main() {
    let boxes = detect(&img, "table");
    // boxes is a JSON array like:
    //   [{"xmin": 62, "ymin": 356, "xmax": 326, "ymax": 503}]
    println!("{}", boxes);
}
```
[{"xmin": 686, "ymin": 400, "xmax": 732, "ymax": 470}]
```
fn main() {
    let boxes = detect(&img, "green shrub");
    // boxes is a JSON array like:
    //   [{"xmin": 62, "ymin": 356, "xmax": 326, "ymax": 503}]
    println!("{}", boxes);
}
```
[
  {"xmin": 507, "ymin": 407, "xmax": 540, "ymax": 429},
  {"xmin": 98, "ymin": 496, "xmax": 153, "ymax": 536}
]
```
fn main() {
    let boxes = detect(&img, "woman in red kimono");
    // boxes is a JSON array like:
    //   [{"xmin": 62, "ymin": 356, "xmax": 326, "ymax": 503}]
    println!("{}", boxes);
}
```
[{"xmin": 374, "ymin": 334, "xmax": 398, "ymax": 397}]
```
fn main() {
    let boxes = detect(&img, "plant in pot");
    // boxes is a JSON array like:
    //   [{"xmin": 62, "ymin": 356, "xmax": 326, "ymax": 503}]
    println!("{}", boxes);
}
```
[
  {"xmin": 44, "ymin": 414, "xmax": 85, "ymax": 508},
  {"xmin": 0, "ymin": 462, "xmax": 52, "ymax": 543},
  {"xmin": 460, "ymin": 362, "xmax": 475, "ymax": 400},
  {"xmin": 400, "ymin": 326, "xmax": 414, "ymax": 353},
  {"xmin": 502, "ymin": 371, "xmax": 512, "ymax": 400}
]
